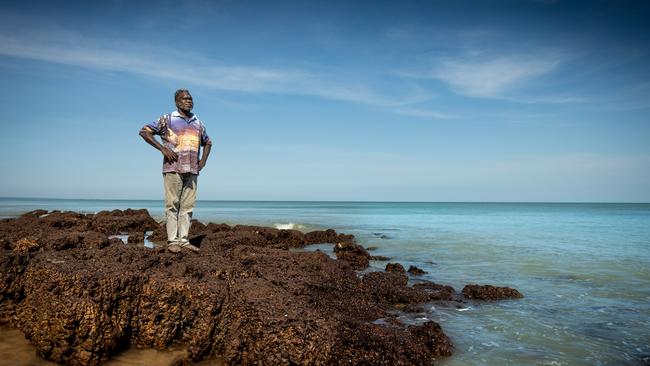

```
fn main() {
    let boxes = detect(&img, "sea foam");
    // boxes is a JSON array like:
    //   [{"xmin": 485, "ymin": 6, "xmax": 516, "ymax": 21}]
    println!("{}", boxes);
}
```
[{"xmin": 274, "ymin": 223, "xmax": 301, "ymax": 230}]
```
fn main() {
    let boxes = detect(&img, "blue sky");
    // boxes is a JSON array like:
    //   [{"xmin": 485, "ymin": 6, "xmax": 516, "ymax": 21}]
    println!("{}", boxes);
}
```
[{"xmin": 1, "ymin": 0, "xmax": 649, "ymax": 202}]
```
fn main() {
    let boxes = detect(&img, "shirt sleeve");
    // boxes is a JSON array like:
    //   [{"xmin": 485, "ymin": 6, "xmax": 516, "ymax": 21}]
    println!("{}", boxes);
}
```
[
  {"xmin": 143, "ymin": 115, "xmax": 167, "ymax": 135},
  {"xmin": 200, "ymin": 123, "xmax": 211, "ymax": 146}
]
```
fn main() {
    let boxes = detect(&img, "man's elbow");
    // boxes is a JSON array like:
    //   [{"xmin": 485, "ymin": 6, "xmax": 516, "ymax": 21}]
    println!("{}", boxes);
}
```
[{"xmin": 139, "ymin": 127, "xmax": 151, "ymax": 138}]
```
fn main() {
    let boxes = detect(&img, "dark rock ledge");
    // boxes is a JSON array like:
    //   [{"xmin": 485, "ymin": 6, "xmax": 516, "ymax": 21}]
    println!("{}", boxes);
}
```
[{"xmin": 0, "ymin": 209, "xmax": 521, "ymax": 365}]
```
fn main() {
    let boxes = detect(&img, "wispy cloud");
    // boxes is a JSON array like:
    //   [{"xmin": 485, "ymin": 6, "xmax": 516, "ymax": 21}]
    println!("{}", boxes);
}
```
[
  {"xmin": 391, "ymin": 107, "xmax": 456, "ymax": 119},
  {"xmin": 0, "ymin": 14, "xmax": 429, "ymax": 108},
  {"xmin": 0, "ymin": 33, "xmax": 299, "ymax": 90},
  {"xmin": 430, "ymin": 56, "xmax": 562, "ymax": 98},
  {"xmin": 398, "ymin": 48, "xmax": 577, "ymax": 103}
]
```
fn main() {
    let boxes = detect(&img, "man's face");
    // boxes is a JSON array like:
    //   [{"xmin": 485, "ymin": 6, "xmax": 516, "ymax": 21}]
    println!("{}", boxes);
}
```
[{"xmin": 176, "ymin": 92, "xmax": 194, "ymax": 112}]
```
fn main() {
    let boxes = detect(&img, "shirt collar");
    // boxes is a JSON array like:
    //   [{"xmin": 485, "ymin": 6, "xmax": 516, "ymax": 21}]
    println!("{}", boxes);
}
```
[{"xmin": 172, "ymin": 110, "xmax": 197, "ymax": 122}]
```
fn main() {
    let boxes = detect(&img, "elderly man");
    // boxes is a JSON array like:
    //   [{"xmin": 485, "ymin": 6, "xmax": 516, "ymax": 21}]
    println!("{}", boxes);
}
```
[{"xmin": 139, "ymin": 89, "xmax": 212, "ymax": 253}]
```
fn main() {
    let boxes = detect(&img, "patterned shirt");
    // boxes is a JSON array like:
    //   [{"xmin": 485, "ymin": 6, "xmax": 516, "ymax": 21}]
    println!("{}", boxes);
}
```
[{"xmin": 144, "ymin": 111, "xmax": 211, "ymax": 175}]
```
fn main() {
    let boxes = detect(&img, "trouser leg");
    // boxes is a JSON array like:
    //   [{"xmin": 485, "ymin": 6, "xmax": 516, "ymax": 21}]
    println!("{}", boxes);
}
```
[
  {"xmin": 178, "ymin": 174, "xmax": 197, "ymax": 244},
  {"xmin": 163, "ymin": 173, "xmax": 182, "ymax": 243}
]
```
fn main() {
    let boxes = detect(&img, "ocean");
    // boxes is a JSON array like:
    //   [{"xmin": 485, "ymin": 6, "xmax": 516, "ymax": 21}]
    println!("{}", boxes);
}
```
[{"xmin": 1, "ymin": 198, "xmax": 649, "ymax": 365}]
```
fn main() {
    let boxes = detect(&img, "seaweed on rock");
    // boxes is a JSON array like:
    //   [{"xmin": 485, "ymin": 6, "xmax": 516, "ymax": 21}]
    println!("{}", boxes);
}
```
[{"xmin": 0, "ymin": 209, "xmax": 457, "ymax": 365}]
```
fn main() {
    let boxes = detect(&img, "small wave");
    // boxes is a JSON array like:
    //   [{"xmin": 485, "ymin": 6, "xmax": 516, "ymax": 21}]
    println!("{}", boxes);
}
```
[{"xmin": 275, "ymin": 223, "xmax": 303, "ymax": 230}]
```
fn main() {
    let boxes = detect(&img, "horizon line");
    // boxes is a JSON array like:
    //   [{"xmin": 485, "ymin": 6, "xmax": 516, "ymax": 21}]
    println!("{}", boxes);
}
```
[{"xmin": 1, "ymin": 196, "xmax": 648, "ymax": 205}]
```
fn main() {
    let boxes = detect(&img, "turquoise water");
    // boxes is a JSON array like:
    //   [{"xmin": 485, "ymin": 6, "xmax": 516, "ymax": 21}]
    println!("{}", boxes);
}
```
[{"xmin": 1, "ymin": 198, "xmax": 649, "ymax": 365}]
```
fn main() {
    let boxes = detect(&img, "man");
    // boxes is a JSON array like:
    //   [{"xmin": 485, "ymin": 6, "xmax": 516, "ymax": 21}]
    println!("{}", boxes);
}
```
[{"xmin": 139, "ymin": 89, "xmax": 212, "ymax": 253}]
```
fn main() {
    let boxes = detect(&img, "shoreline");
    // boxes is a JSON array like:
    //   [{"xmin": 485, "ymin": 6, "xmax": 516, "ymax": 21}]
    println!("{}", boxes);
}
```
[{"xmin": 1, "ymin": 208, "xmax": 522, "ymax": 365}]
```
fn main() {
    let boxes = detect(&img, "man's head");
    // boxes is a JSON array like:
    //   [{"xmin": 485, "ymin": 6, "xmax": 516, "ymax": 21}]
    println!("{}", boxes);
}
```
[{"xmin": 175, "ymin": 89, "xmax": 193, "ymax": 115}]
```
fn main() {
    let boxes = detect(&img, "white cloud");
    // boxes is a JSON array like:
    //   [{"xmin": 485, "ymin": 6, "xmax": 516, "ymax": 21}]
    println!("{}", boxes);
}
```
[
  {"xmin": 0, "ymin": 16, "xmax": 428, "ymax": 108},
  {"xmin": 432, "ymin": 56, "xmax": 561, "ymax": 98},
  {"xmin": 399, "ymin": 53, "xmax": 567, "ymax": 101}
]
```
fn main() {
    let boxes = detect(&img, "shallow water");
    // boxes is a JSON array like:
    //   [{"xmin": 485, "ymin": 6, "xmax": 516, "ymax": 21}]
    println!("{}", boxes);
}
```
[{"xmin": 1, "ymin": 199, "xmax": 649, "ymax": 365}]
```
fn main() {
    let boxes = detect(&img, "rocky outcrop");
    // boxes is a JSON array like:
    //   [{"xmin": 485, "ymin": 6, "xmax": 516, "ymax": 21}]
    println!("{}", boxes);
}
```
[
  {"xmin": 332, "ymin": 241, "xmax": 370, "ymax": 270},
  {"xmin": 412, "ymin": 282, "xmax": 457, "ymax": 301},
  {"xmin": 461, "ymin": 284, "xmax": 524, "ymax": 300},
  {"xmin": 407, "ymin": 265, "xmax": 428, "ymax": 275},
  {"xmin": 385, "ymin": 262, "xmax": 406, "ymax": 273},
  {"xmin": 0, "ymin": 209, "xmax": 454, "ymax": 365},
  {"xmin": 370, "ymin": 255, "xmax": 391, "ymax": 261},
  {"xmin": 304, "ymin": 229, "xmax": 354, "ymax": 246}
]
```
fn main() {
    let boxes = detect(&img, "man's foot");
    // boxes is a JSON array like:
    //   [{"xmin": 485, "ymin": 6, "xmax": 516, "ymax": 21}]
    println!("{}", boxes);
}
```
[
  {"xmin": 180, "ymin": 242, "xmax": 200, "ymax": 252},
  {"xmin": 167, "ymin": 243, "xmax": 182, "ymax": 253}
]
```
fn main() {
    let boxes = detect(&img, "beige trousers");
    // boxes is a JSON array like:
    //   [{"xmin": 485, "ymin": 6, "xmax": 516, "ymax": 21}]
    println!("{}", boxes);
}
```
[{"xmin": 163, "ymin": 173, "xmax": 197, "ymax": 244}]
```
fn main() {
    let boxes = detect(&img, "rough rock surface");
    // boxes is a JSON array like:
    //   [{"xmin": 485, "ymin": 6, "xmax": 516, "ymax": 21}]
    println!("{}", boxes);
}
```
[
  {"xmin": 462, "ymin": 284, "xmax": 524, "ymax": 300},
  {"xmin": 639, "ymin": 355, "xmax": 650, "ymax": 366},
  {"xmin": 370, "ymin": 255, "xmax": 391, "ymax": 261},
  {"xmin": 385, "ymin": 262, "xmax": 406, "ymax": 273},
  {"xmin": 0, "ymin": 209, "xmax": 456, "ymax": 365},
  {"xmin": 408, "ymin": 265, "xmax": 428, "ymax": 275},
  {"xmin": 332, "ymin": 241, "xmax": 370, "ymax": 270},
  {"xmin": 412, "ymin": 282, "xmax": 457, "ymax": 301}
]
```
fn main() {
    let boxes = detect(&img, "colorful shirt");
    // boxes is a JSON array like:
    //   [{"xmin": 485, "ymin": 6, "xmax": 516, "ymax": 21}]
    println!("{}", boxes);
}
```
[{"xmin": 144, "ymin": 111, "xmax": 211, "ymax": 175}]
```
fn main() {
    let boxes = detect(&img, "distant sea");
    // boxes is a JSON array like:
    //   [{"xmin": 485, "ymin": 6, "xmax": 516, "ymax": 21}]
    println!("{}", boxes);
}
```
[{"xmin": 1, "ymin": 197, "xmax": 649, "ymax": 366}]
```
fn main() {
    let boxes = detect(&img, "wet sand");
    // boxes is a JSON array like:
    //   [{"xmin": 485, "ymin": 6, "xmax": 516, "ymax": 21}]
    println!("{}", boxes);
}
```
[{"xmin": 0, "ymin": 326, "xmax": 223, "ymax": 366}]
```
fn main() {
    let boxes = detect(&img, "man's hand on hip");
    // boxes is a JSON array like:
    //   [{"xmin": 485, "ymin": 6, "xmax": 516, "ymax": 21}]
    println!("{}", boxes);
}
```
[{"xmin": 161, "ymin": 146, "xmax": 178, "ymax": 163}]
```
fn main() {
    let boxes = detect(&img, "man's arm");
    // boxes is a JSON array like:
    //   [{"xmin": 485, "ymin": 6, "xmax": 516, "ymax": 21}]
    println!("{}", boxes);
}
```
[
  {"xmin": 198, "ymin": 141, "xmax": 212, "ymax": 171},
  {"xmin": 139, "ymin": 127, "xmax": 178, "ymax": 163}
]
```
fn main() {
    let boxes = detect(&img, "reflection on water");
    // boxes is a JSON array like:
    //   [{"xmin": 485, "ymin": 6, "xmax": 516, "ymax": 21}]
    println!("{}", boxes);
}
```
[
  {"xmin": 107, "ymin": 231, "xmax": 159, "ymax": 249},
  {"xmin": 0, "ymin": 326, "xmax": 57, "ymax": 366},
  {"xmin": 0, "ymin": 326, "xmax": 223, "ymax": 366}
]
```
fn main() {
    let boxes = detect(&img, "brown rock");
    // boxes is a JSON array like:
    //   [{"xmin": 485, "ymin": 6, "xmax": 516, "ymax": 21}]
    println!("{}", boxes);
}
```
[
  {"xmin": 370, "ymin": 255, "xmax": 391, "ymax": 261},
  {"xmin": 331, "ymin": 320, "xmax": 452, "ymax": 364},
  {"xmin": 413, "ymin": 281, "xmax": 457, "ymax": 301},
  {"xmin": 127, "ymin": 231, "xmax": 144, "ymax": 244},
  {"xmin": 462, "ymin": 284, "xmax": 523, "ymax": 300},
  {"xmin": 305, "ymin": 229, "xmax": 354, "ymax": 245},
  {"xmin": 108, "ymin": 237, "xmax": 125, "ymax": 247},
  {"xmin": 408, "ymin": 265, "xmax": 428, "ymax": 275},
  {"xmin": 21, "ymin": 209, "xmax": 48, "ymax": 218},
  {"xmin": 146, "ymin": 224, "xmax": 167, "ymax": 243},
  {"xmin": 333, "ymin": 242, "xmax": 370, "ymax": 270},
  {"xmin": 49, "ymin": 232, "xmax": 83, "ymax": 250},
  {"xmin": 189, "ymin": 219, "xmax": 207, "ymax": 233},
  {"xmin": 91, "ymin": 209, "xmax": 159, "ymax": 234},
  {"xmin": 276, "ymin": 229, "xmax": 305, "ymax": 247},
  {"xmin": 13, "ymin": 238, "xmax": 40, "ymax": 253},
  {"xmin": 362, "ymin": 272, "xmax": 431, "ymax": 305},
  {"xmin": 0, "ymin": 209, "xmax": 453, "ymax": 366},
  {"xmin": 385, "ymin": 262, "xmax": 406, "ymax": 273},
  {"xmin": 83, "ymin": 232, "xmax": 111, "ymax": 249},
  {"xmin": 204, "ymin": 223, "xmax": 231, "ymax": 232}
]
